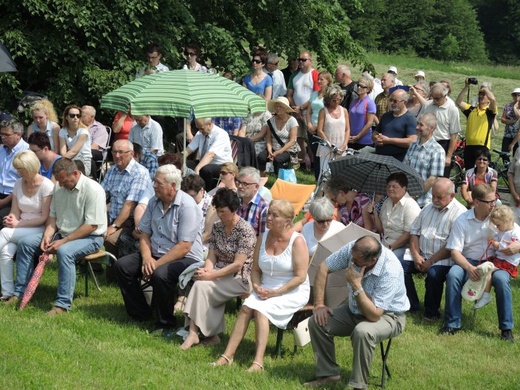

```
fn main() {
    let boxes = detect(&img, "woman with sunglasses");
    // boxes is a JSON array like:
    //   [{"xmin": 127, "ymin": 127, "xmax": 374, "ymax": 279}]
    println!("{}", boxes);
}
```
[
  {"xmin": 461, "ymin": 148, "xmax": 498, "ymax": 207},
  {"xmin": 208, "ymin": 162, "xmax": 239, "ymax": 196},
  {"xmin": 27, "ymin": 99, "xmax": 60, "ymax": 152},
  {"xmin": 183, "ymin": 43, "xmax": 209, "ymax": 73},
  {"xmin": 316, "ymin": 85, "xmax": 350, "ymax": 174},
  {"xmin": 242, "ymin": 47, "xmax": 273, "ymax": 101},
  {"xmin": 58, "ymin": 105, "xmax": 92, "ymax": 176},
  {"xmin": 348, "ymin": 75, "xmax": 376, "ymax": 150}
]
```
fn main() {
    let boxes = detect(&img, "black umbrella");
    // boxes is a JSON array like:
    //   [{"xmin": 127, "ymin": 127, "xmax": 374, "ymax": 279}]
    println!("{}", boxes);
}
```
[
  {"xmin": 329, "ymin": 153, "xmax": 425, "ymax": 197},
  {"xmin": 0, "ymin": 43, "xmax": 17, "ymax": 73}
]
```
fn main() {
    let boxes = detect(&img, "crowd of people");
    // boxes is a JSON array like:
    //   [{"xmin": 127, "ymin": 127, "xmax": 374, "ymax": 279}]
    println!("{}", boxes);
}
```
[{"xmin": 2, "ymin": 42, "xmax": 520, "ymax": 389}]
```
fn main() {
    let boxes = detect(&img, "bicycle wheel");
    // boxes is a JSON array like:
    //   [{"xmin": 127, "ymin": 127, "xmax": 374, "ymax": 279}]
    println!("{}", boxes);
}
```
[
  {"xmin": 496, "ymin": 169, "xmax": 510, "ymax": 194},
  {"xmin": 449, "ymin": 162, "xmax": 463, "ymax": 192}
]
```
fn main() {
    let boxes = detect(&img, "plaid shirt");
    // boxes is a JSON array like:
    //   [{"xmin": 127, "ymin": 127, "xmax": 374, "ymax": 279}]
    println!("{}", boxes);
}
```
[
  {"xmin": 213, "ymin": 117, "xmax": 242, "ymax": 136},
  {"xmin": 237, "ymin": 191, "xmax": 269, "ymax": 236},
  {"xmin": 403, "ymin": 137, "xmax": 445, "ymax": 207},
  {"xmin": 375, "ymin": 92, "xmax": 390, "ymax": 120},
  {"xmin": 140, "ymin": 149, "xmax": 158, "ymax": 180},
  {"xmin": 101, "ymin": 159, "xmax": 151, "ymax": 223}
]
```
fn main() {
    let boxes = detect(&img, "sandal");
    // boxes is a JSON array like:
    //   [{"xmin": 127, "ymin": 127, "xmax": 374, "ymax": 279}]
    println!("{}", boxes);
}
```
[
  {"xmin": 246, "ymin": 361, "xmax": 264, "ymax": 372},
  {"xmin": 209, "ymin": 354, "xmax": 233, "ymax": 367}
]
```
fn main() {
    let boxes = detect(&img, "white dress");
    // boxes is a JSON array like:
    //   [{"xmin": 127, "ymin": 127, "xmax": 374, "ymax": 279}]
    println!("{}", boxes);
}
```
[
  {"xmin": 243, "ymin": 230, "xmax": 310, "ymax": 329},
  {"xmin": 59, "ymin": 127, "xmax": 92, "ymax": 175}
]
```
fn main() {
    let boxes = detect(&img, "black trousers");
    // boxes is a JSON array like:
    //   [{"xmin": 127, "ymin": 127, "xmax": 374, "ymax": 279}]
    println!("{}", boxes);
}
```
[
  {"xmin": 257, "ymin": 149, "xmax": 290, "ymax": 175},
  {"xmin": 185, "ymin": 160, "xmax": 221, "ymax": 190},
  {"xmin": 114, "ymin": 252, "xmax": 197, "ymax": 328},
  {"xmin": 0, "ymin": 193, "xmax": 11, "ymax": 221}
]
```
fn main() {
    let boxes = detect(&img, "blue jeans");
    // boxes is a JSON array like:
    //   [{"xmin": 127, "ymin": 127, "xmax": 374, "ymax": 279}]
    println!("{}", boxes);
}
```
[
  {"xmin": 444, "ymin": 259, "xmax": 514, "ymax": 330},
  {"xmin": 14, "ymin": 233, "xmax": 103, "ymax": 310},
  {"xmin": 424, "ymin": 265, "xmax": 451, "ymax": 318}
]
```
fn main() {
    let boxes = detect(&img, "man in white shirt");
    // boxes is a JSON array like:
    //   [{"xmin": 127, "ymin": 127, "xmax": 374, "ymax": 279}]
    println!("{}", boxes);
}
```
[
  {"xmin": 265, "ymin": 52, "xmax": 286, "ymax": 99},
  {"xmin": 136, "ymin": 43, "xmax": 169, "ymax": 78},
  {"xmin": 129, "ymin": 115, "xmax": 164, "ymax": 156},
  {"xmin": 185, "ymin": 118, "xmax": 233, "ymax": 190}
]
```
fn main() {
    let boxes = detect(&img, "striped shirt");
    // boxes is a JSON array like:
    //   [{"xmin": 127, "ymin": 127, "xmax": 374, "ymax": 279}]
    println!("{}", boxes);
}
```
[
  {"xmin": 326, "ymin": 242, "xmax": 410, "ymax": 314},
  {"xmin": 237, "ymin": 191, "xmax": 269, "ymax": 236},
  {"xmin": 409, "ymin": 199, "xmax": 467, "ymax": 266}
]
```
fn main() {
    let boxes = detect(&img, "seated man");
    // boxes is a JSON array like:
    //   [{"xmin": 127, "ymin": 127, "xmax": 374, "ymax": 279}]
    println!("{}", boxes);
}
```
[
  {"xmin": 0, "ymin": 119, "xmax": 29, "ymax": 219},
  {"xmin": 28, "ymin": 132, "xmax": 61, "ymax": 182},
  {"xmin": 81, "ymin": 105, "xmax": 108, "ymax": 162},
  {"xmin": 440, "ymin": 183, "xmax": 514, "ymax": 341},
  {"xmin": 12, "ymin": 158, "xmax": 106, "ymax": 314},
  {"xmin": 133, "ymin": 142, "xmax": 158, "ymax": 180},
  {"xmin": 373, "ymin": 89, "xmax": 417, "ymax": 161},
  {"xmin": 101, "ymin": 140, "xmax": 151, "ymax": 260},
  {"xmin": 305, "ymin": 236, "xmax": 409, "ymax": 388},
  {"xmin": 129, "ymin": 115, "xmax": 164, "ymax": 156},
  {"xmin": 407, "ymin": 178, "xmax": 466, "ymax": 318},
  {"xmin": 185, "ymin": 118, "xmax": 233, "ymax": 191},
  {"xmin": 114, "ymin": 164, "xmax": 203, "ymax": 333},
  {"xmin": 236, "ymin": 167, "xmax": 270, "ymax": 236}
]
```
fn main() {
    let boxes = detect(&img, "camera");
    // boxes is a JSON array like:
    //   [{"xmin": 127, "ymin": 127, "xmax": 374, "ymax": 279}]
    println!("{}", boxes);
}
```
[{"xmin": 468, "ymin": 77, "xmax": 478, "ymax": 85}]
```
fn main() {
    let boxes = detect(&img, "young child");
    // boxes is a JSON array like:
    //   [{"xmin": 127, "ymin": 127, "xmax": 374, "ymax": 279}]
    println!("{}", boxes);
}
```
[{"xmin": 474, "ymin": 205, "xmax": 520, "ymax": 309}]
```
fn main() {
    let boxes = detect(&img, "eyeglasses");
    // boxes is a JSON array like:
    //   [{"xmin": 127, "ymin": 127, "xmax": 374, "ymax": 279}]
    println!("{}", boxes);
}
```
[
  {"xmin": 112, "ymin": 150, "xmax": 132, "ymax": 155},
  {"xmin": 477, "ymin": 198, "xmax": 496, "ymax": 205},
  {"xmin": 513, "ymin": 93, "xmax": 520, "ymax": 97},
  {"xmin": 330, "ymin": 98, "xmax": 341, "ymax": 103},
  {"xmin": 298, "ymin": 58, "xmax": 310, "ymax": 62},
  {"xmin": 220, "ymin": 171, "xmax": 231, "ymax": 176},
  {"xmin": 68, "ymin": 113, "xmax": 81, "ymax": 119},
  {"xmin": 477, "ymin": 158, "xmax": 489, "ymax": 162},
  {"xmin": 147, "ymin": 55, "xmax": 159, "ymax": 60},
  {"xmin": 235, "ymin": 179, "xmax": 256, "ymax": 187},
  {"xmin": 268, "ymin": 62, "xmax": 279, "ymax": 66},
  {"xmin": 30, "ymin": 148, "xmax": 42, "ymax": 153},
  {"xmin": 185, "ymin": 52, "xmax": 196, "ymax": 57},
  {"xmin": 252, "ymin": 59, "xmax": 262, "ymax": 64},
  {"xmin": 357, "ymin": 84, "xmax": 367, "ymax": 89},
  {"xmin": 389, "ymin": 99, "xmax": 405, "ymax": 104},
  {"xmin": 0, "ymin": 132, "xmax": 14, "ymax": 137},
  {"xmin": 315, "ymin": 219, "xmax": 333, "ymax": 225},
  {"xmin": 432, "ymin": 96, "xmax": 445, "ymax": 101}
]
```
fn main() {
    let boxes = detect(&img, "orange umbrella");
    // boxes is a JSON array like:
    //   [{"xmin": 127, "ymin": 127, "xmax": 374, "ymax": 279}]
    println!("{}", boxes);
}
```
[{"xmin": 19, "ymin": 253, "xmax": 53, "ymax": 310}]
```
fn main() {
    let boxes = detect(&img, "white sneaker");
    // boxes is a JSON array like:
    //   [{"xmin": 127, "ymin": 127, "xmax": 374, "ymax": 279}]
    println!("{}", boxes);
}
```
[{"xmin": 474, "ymin": 292, "xmax": 492, "ymax": 309}]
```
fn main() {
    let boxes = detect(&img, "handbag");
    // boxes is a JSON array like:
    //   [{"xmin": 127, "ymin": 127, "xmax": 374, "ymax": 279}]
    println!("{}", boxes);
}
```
[
  {"xmin": 267, "ymin": 119, "xmax": 300, "ymax": 169},
  {"xmin": 278, "ymin": 168, "xmax": 297, "ymax": 183}
]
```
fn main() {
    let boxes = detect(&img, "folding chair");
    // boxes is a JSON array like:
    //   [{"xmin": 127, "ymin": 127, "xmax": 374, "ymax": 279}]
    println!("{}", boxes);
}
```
[
  {"xmin": 96, "ymin": 126, "xmax": 112, "ymax": 183},
  {"xmin": 379, "ymin": 338, "xmax": 392, "ymax": 388},
  {"xmin": 270, "ymin": 179, "xmax": 316, "ymax": 216},
  {"xmin": 77, "ymin": 249, "xmax": 117, "ymax": 297}
]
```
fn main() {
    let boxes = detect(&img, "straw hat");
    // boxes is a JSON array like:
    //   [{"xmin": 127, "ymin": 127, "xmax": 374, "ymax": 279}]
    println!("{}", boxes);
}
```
[{"xmin": 268, "ymin": 96, "xmax": 295, "ymax": 113}]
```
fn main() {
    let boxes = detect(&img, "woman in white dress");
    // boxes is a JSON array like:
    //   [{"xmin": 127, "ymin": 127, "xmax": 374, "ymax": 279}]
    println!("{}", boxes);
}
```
[
  {"xmin": 0, "ymin": 151, "xmax": 53, "ymax": 301},
  {"xmin": 316, "ymin": 86, "xmax": 350, "ymax": 175},
  {"xmin": 58, "ymin": 105, "xmax": 92, "ymax": 176},
  {"xmin": 211, "ymin": 199, "xmax": 310, "ymax": 372}
]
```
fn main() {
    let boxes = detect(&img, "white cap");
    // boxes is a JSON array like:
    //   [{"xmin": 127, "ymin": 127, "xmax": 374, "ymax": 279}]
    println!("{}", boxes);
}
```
[
  {"xmin": 388, "ymin": 66, "xmax": 398, "ymax": 75},
  {"xmin": 415, "ymin": 70, "xmax": 425, "ymax": 78},
  {"xmin": 512, "ymin": 88, "xmax": 520, "ymax": 94}
]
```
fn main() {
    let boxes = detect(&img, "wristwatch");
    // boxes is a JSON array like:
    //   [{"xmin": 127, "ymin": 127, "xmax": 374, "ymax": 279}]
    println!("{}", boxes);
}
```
[
  {"xmin": 111, "ymin": 223, "xmax": 119, "ymax": 229},
  {"xmin": 353, "ymin": 287, "xmax": 364, "ymax": 298}
]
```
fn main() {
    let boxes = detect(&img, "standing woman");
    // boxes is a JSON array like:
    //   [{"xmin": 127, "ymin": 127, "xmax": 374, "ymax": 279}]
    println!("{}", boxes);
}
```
[
  {"xmin": 183, "ymin": 43, "xmax": 209, "ymax": 73},
  {"xmin": 316, "ymin": 85, "xmax": 350, "ymax": 175},
  {"xmin": 242, "ymin": 48, "xmax": 273, "ymax": 101},
  {"xmin": 211, "ymin": 200, "xmax": 309, "ymax": 372},
  {"xmin": 501, "ymin": 88, "xmax": 520, "ymax": 156},
  {"xmin": 306, "ymin": 71, "xmax": 333, "ymax": 178},
  {"xmin": 181, "ymin": 189, "xmax": 257, "ymax": 350},
  {"xmin": 257, "ymin": 97, "xmax": 299, "ymax": 176},
  {"xmin": 27, "ymin": 99, "xmax": 60, "ymax": 152},
  {"xmin": 348, "ymin": 75, "xmax": 376, "ymax": 150},
  {"xmin": 59, "ymin": 105, "xmax": 92, "ymax": 176}
]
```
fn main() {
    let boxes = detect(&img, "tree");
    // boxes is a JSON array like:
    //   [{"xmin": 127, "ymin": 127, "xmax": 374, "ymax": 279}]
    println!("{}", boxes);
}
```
[{"xmin": 0, "ymin": 0, "xmax": 366, "ymax": 120}]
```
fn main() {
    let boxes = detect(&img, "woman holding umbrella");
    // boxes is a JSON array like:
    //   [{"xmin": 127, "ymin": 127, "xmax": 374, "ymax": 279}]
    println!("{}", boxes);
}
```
[{"xmin": 0, "ymin": 151, "xmax": 53, "ymax": 302}]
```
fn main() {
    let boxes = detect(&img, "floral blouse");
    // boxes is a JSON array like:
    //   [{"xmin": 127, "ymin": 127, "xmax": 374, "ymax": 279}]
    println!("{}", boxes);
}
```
[
  {"xmin": 338, "ymin": 193, "xmax": 372, "ymax": 227},
  {"xmin": 208, "ymin": 217, "xmax": 256, "ymax": 284}
]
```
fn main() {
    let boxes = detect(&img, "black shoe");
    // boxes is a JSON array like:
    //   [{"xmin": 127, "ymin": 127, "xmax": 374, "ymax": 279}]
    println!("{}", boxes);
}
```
[
  {"xmin": 500, "ymin": 329, "xmax": 514, "ymax": 342},
  {"xmin": 423, "ymin": 314, "xmax": 440, "ymax": 322},
  {"xmin": 439, "ymin": 326, "xmax": 461, "ymax": 335}
]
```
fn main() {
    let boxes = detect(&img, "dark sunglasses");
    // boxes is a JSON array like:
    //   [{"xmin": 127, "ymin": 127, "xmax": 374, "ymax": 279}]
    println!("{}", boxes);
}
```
[
  {"xmin": 357, "ymin": 84, "xmax": 367, "ymax": 89},
  {"xmin": 476, "ymin": 198, "xmax": 496, "ymax": 205},
  {"xmin": 68, "ymin": 113, "xmax": 80, "ymax": 119},
  {"xmin": 185, "ymin": 52, "xmax": 196, "ymax": 57},
  {"xmin": 315, "ymin": 219, "xmax": 333, "ymax": 225},
  {"xmin": 252, "ymin": 59, "xmax": 262, "ymax": 64},
  {"xmin": 298, "ymin": 58, "xmax": 310, "ymax": 62},
  {"xmin": 477, "ymin": 158, "xmax": 489, "ymax": 162}
]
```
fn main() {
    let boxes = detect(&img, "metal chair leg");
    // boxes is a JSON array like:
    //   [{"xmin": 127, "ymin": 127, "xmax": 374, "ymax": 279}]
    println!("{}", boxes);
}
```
[
  {"xmin": 275, "ymin": 328, "xmax": 284, "ymax": 357},
  {"xmin": 380, "ymin": 338, "xmax": 392, "ymax": 388}
]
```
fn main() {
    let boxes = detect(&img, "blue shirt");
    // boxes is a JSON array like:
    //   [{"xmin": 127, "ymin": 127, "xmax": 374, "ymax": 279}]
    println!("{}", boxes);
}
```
[
  {"xmin": 326, "ymin": 241, "xmax": 410, "ymax": 314},
  {"xmin": 101, "ymin": 158, "xmax": 151, "ymax": 223},
  {"xmin": 0, "ymin": 139, "xmax": 30, "ymax": 195}
]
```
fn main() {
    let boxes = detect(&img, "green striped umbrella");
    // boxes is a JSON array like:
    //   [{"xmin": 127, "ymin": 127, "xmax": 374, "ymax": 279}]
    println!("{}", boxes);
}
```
[{"xmin": 100, "ymin": 69, "xmax": 266, "ymax": 118}]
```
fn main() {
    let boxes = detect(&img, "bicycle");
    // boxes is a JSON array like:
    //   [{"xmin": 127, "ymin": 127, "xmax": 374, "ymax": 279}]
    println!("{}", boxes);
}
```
[
  {"xmin": 311, "ymin": 136, "xmax": 355, "ymax": 197},
  {"xmin": 449, "ymin": 136, "xmax": 465, "ymax": 192},
  {"xmin": 491, "ymin": 149, "xmax": 511, "ymax": 194}
]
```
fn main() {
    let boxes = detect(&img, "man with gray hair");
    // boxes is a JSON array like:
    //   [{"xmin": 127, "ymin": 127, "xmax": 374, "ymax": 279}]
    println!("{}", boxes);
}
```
[
  {"xmin": 403, "ymin": 112, "xmax": 446, "ymax": 207},
  {"xmin": 114, "ymin": 164, "xmax": 203, "ymax": 334},
  {"xmin": 373, "ymin": 89, "xmax": 417, "ymax": 161},
  {"xmin": 236, "ymin": 167, "xmax": 270, "ymax": 236},
  {"xmin": 421, "ymin": 83, "xmax": 461, "ymax": 177},
  {"xmin": 185, "ymin": 117, "xmax": 233, "ymax": 191},
  {"xmin": 265, "ymin": 52, "xmax": 287, "ymax": 99},
  {"xmin": 81, "ymin": 105, "xmax": 108, "ymax": 160},
  {"xmin": 335, "ymin": 65, "xmax": 357, "ymax": 110},
  {"xmin": 0, "ymin": 119, "xmax": 29, "ymax": 219},
  {"xmin": 375, "ymin": 73, "xmax": 396, "ymax": 120}
]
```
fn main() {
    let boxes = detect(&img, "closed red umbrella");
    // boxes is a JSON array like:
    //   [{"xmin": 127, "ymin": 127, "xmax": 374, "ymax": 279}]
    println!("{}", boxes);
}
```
[{"xmin": 19, "ymin": 253, "xmax": 52, "ymax": 310}]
